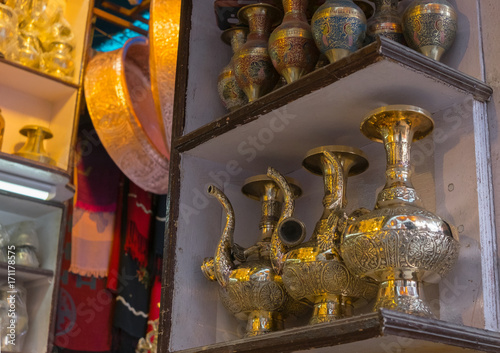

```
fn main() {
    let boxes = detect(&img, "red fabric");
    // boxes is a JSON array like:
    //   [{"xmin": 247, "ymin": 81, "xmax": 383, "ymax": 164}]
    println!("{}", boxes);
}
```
[
  {"xmin": 107, "ymin": 177, "xmax": 125, "ymax": 292},
  {"xmin": 55, "ymin": 205, "xmax": 114, "ymax": 351},
  {"xmin": 123, "ymin": 182, "xmax": 153, "ymax": 268},
  {"xmin": 74, "ymin": 135, "xmax": 121, "ymax": 213}
]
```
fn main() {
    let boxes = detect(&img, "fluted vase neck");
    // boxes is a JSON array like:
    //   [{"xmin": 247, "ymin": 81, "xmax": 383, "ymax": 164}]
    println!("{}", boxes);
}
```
[
  {"xmin": 373, "ymin": 0, "xmax": 398, "ymax": 11},
  {"xmin": 376, "ymin": 119, "xmax": 420, "ymax": 208}
]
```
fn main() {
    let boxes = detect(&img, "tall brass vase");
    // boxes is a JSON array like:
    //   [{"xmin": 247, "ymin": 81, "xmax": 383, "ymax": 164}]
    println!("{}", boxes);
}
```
[
  {"xmin": 402, "ymin": 0, "xmax": 457, "ymax": 61},
  {"xmin": 201, "ymin": 176, "xmax": 307, "ymax": 337},
  {"xmin": 311, "ymin": 0, "xmax": 367, "ymax": 63},
  {"xmin": 234, "ymin": 4, "xmax": 282, "ymax": 102},
  {"xmin": 268, "ymin": 147, "xmax": 377, "ymax": 325},
  {"xmin": 341, "ymin": 105, "xmax": 460, "ymax": 318},
  {"xmin": 367, "ymin": 0, "xmax": 404, "ymax": 44},
  {"xmin": 15, "ymin": 125, "xmax": 56, "ymax": 165},
  {"xmin": 217, "ymin": 27, "xmax": 248, "ymax": 111},
  {"xmin": 269, "ymin": 0, "xmax": 319, "ymax": 84}
]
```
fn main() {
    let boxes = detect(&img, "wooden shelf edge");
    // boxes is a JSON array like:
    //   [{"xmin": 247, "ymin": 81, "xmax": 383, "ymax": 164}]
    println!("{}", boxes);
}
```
[
  {"xmin": 0, "ymin": 57, "xmax": 80, "ymax": 90},
  {"xmin": 0, "ymin": 152, "xmax": 71, "ymax": 182},
  {"xmin": 171, "ymin": 310, "xmax": 500, "ymax": 353},
  {"xmin": 0, "ymin": 262, "xmax": 54, "ymax": 280},
  {"xmin": 173, "ymin": 37, "xmax": 493, "ymax": 154}
]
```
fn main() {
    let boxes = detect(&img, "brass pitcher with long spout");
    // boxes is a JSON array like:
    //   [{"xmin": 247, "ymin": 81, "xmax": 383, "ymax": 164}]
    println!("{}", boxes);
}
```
[
  {"xmin": 268, "ymin": 147, "xmax": 377, "ymax": 324},
  {"xmin": 201, "ymin": 178, "xmax": 308, "ymax": 337}
]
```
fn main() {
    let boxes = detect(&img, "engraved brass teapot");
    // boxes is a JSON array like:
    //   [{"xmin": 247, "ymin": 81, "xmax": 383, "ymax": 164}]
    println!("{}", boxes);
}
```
[
  {"xmin": 267, "ymin": 147, "xmax": 377, "ymax": 324},
  {"xmin": 201, "ymin": 175, "xmax": 308, "ymax": 337}
]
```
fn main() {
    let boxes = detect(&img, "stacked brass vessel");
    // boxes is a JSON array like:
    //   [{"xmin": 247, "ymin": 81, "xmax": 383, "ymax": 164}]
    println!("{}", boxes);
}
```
[{"xmin": 216, "ymin": 0, "xmax": 459, "ymax": 111}]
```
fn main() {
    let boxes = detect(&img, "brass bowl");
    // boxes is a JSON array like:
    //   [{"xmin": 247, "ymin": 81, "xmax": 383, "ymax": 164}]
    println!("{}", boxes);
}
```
[{"xmin": 84, "ymin": 37, "xmax": 170, "ymax": 194}]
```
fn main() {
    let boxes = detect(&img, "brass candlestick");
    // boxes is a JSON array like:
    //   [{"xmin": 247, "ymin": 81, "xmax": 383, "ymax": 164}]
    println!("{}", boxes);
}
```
[{"xmin": 15, "ymin": 125, "xmax": 56, "ymax": 166}]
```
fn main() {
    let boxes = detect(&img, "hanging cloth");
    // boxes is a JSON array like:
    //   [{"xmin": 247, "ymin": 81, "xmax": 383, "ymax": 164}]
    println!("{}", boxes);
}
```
[{"xmin": 69, "ymin": 125, "xmax": 121, "ymax": 278}]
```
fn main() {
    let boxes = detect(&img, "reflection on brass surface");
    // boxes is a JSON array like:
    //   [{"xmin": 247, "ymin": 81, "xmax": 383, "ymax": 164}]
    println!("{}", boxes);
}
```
[
  {"xmin": 268, "ymin": 147, "xmax": 377, "ymax": 324},
  {"xmin": 84, "ymin": 37, "xmax": 170, "ymax": 194},
  {"xmin": 341, "ymin": 105, "xmax": 460, "ymax": 318},
  {"xmin": 402, "ymin": 0, "xmax": 457, "ymax": 61},
  {"xmin": 149, "ymin": 0, "xmax": 180, "ymax": 155},
  {"xmin": 201, "ymin": 177, "xmax": 308, "ymax": 337},
  {"xmin": 15, "ymin": 125, "xmax": 55, "ymax": 166},
  {"xmin": 218, "ymin": 27, "xmax": 248, "ymax": 111},
  {"xmin": 234, "ymin": 4, "xmax": 282, "ymax": 102},
  {"xmin": 268, "ymin": 0, "xmax": 319, "ymax": 84}
]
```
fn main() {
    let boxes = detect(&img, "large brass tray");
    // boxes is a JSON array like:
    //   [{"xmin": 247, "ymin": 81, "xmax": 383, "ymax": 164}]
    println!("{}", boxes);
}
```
[{"xmin": 84, "ymin": 36, "xmax": 170, "ymax": 194}]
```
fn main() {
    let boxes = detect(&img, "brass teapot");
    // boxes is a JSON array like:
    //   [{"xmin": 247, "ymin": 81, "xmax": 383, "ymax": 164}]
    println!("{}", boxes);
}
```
[
  {"xmin": 201, "ymin": 175, "xmax": 308, "ymax": 337},
  {"xmin": 267, "ymin": 147, "xmax": 377, "ymax": 324}
]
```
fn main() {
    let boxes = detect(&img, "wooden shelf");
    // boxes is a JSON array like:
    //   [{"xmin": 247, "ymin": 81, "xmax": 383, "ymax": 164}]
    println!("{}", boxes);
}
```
[
  {"xmin": 173, "ymin": 310, "xmax": 500, "ymax": 353},
  {"xmin": 0, "ymin": 262, "xmax": 54, "ymax": 284},
  {"xmin": 0, "ymin": 58, "xmax": 78, "ymax": 102},
  {"xmin": 175, "ymin": 37, "xmax": 492, "ymax": 173}
]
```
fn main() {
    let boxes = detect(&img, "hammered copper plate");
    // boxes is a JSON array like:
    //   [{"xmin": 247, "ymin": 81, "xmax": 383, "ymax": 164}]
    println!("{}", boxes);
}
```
[
  {"xmin": 84, "ymin": 37, "xmax": 170, "ymax": 194},
  {"xmin": 149, "ymin": 0, "xmax": 181, "ymax": 155}
]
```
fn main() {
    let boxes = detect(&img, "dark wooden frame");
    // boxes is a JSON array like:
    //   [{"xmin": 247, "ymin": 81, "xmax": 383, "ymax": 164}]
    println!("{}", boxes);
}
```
[{"xmin": 158, "ymin": 1, "xmax": 496, "ymax": 352}]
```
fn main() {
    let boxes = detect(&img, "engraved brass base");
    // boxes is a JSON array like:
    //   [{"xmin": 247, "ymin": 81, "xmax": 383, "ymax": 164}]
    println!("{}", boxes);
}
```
[
  {"xmin": 246, "ymin": 310, "xmax": 284, "ymax": 337},
  {"xmin": 373, "ymin": 279, "xmax": 433, "ymax": 318}
]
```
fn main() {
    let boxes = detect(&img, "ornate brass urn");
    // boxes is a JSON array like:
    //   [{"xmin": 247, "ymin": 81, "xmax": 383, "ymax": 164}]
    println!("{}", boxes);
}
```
[
  {"xmin": 341, "ymin": 105, "xmax": 460, "ymax": 317},
  {"xmin": 201, "ymin": 175, "xmax": 308, "ymax": 337},
  {"xmin": 267, "ymin": 148, "xmax": 377, "ymax": 324}
]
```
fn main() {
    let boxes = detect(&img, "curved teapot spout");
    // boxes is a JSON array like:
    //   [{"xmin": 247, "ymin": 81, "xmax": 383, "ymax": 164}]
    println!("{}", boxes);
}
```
[
  {"xmin": 314, "ymin": 151, "xmax": 346, "ymax": 252},
  {"xmin": 207, "ymin": 185, "xmax": 235, "ymax": 288},
  {"xmin": 267, "ymin": 167, "xmax": 305, "ymax": 274}
]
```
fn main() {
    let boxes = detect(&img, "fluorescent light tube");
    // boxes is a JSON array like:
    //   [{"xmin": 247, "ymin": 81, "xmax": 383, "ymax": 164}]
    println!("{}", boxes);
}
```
[
  {"xmin": 0, "ymin": 171, "xmax": 55, "ymax": 200},
  {"xmin": 0, "ymin": 180, "xmax": 50, "ymax": 200}
]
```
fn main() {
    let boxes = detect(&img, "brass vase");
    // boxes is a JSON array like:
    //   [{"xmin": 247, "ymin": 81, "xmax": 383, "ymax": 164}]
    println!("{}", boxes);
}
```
[
  {"xmin": 341, "ymin": 105, "xmax": 460, "ymax": 318},
  {"xmin": 217, "ymin": 27, "xmax": 249, "ymax": 111},
  {"xmin": 367, "ymin": 0, "xmax": 404, "ymax": 44},
  {"xmin": 311, "ymin": 0, "xmax": 367, "ymax": 64},
  {"xmin": 267, "ymin": 148, "xmax": 377, "ymax": 324},
  {"xmin": 269, "ymin": 0, "xmax": 319, "ymax": 84},
  {"xmin": 234, "ymin": 4, "xmax": 282, "ymax": 102},
  {"xmin": 201, "ymin": 175, "xmax": 308, "ymax": 337},
  {"xmin": 15, "ymin": 125, "xmax": 56, "ymax": 165},
  {"xmin": 402, "ymin": 0, "xmax": 457, "ymax": 61}
]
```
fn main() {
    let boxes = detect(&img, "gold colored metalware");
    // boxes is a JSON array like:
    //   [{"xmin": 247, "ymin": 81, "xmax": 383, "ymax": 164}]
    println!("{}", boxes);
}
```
[
  {"xmin": 267, "ymin": 147, "xmax": 377, "ymax": 324},
  {"xmin": 218, "ymin": 27, "xmax": 249, "ymax": 111},
  {"xmin": 402, "ymin": 0, "xmax": 457, "ymax": 61},
  {"xmin": 311, "ymin": 0, "xmax": 367, "ymax": 64},
  {"xmin": 84, "ymin": 37, "xmax": 170, "ymax": 194},
  {"xmin": 341, "ymin": 105, "xmax": 460, "ymax": 318},
  {"xmin": 201, "ymin": 176, "xmax": 308, "ymax": 337},
  {"xmin": 15, "ymin": 125, "xmax": 55, "ymax": 165},
  {"xmin": 234, "ymin": 4, "xmax": 282, "ymax": 102},
  {"xmin": 149, "ymin": 0, "xmax": 181, "ymax": 156},
  {"xmin": 268, "ymin": 0, "xmax": 319, "ymax": 84},
  {"xmin": 367, "ymin": 0, "xmax": 404, "ymax": 44}
]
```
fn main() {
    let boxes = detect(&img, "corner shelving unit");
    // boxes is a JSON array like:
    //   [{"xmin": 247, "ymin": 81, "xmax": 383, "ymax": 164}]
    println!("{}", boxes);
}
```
[
  {"xmin": 159, "ymin": 0, "xmax": 500, "ymax": 352},
  {"xmin": 0, "ymin": 1, "xmax": 94, "ymax": 352}
]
